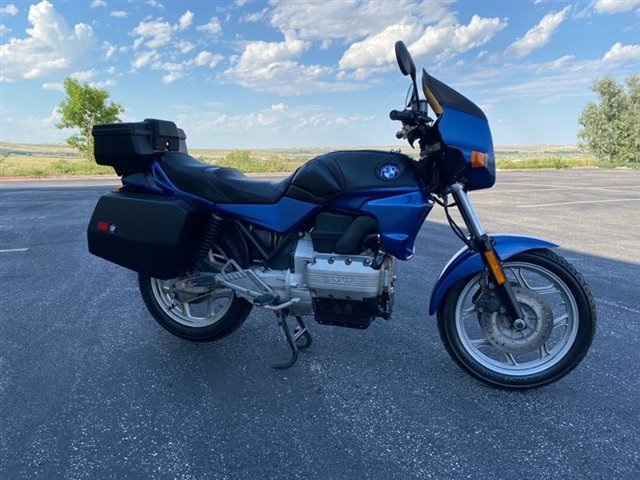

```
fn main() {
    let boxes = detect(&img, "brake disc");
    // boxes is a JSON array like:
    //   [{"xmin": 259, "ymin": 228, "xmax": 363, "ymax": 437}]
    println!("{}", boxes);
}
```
[{"xmin": 479, "ymin": 287, "xmax": 553, "ymax": 354}]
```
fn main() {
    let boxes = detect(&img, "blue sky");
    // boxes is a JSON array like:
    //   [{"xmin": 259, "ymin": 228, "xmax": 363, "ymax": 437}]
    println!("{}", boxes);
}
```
[{"xmin": 1, "ymin": 0, "xmax": 639, "ymax": 148}]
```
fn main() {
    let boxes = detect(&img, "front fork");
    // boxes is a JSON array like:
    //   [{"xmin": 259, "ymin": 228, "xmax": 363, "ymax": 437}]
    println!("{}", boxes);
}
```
[{"xmin": 448, "ymin": 183, "xmax": 526, "ymax": 325}]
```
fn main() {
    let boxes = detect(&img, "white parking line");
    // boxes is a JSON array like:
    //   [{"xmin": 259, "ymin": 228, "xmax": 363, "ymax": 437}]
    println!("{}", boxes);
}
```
[
  {"xmin": 0, "ymin": 216, "xmax": 47, "ymax": 221},
  {"xmin": 597, "ymin": 299, "xmax": 640, "ymax": 315},
  {"xmin": 498, "ymin": 182, "xmax": 640, "ymax": 193},
  {"xmin": 517, "ymin": 198, "xmax": 640, "ymax": 208},
  {"xmin": 0, "ymin": 248, "xmax": 29, "ymax": 253}
]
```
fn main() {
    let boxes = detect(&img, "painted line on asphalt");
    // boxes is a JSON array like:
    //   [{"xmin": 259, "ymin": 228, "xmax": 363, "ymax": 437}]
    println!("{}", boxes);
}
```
[
  {"xmin": 0, "ymin": 216, "xmax": 48, "ymax": 221},
  {"xmin": 597, "ymin": 299, "xmax": 640, "ymax": 315},
  {"xmin": 490, "ymin": 188, "xmax": 563, "ymax": 193},
  {"xmin": 497, "ymin": 182, "xmax": 640, "ymax": 193},
  {"xmin": 0, "ymin": 248, "xmax": 29, "ymax": 253},
  {"xmin": 517, "ymin": 198, "xmax": 640, "ymax": 208}
]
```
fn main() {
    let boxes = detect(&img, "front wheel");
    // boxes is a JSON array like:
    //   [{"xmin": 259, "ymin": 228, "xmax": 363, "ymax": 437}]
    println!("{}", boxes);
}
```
[{"xmin": 437, "ymin": 249, "xmax": 596, "ymax": 389}]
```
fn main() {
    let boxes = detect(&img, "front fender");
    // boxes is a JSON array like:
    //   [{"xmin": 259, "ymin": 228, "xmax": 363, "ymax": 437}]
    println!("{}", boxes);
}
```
[{"xmin": 428, "ymin": 234, "xmax": 558, "ymax": 315}]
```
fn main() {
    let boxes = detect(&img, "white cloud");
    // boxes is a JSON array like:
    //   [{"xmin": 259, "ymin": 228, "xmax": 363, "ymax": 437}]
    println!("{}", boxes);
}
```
[
  {"xmin": 90, "ymin": 79, "xmax": 116, "ymax": 89},
  {"xmin": 128, "ymin": 12, "xmax": 224, "ymax": 83},
  {"xmin": 132, "ymin": 19, "xmax": 173, "ymax": 49},
  {"xmin": 0, "ymin": 24, "xmax": 10, "ymax": 36},
  {"xmin": 177, "ymin": 10, "xmax": 193, "ymax": 30},
  {"xmin": 224, "ymin": 35, "xmax": 355, "ymax": 95},
  {"xmin": 193, "ymin": 51, "xmax": 223, "ymax": 68},
  {"xmin": 91, "ymin": 0, "xmax": 106, "ymax": 8},
  {"xmin": 241, "ymin": 8, "xmax": 268, "ymax": 23},
  {"xmin": 0, "ymin": 0, "xmax": 95, "ymax": 82},
  {"xmin": 70, "ymin": 69, "xmax": 98, "ymax": 82},
  {"xmin": 131, "ymin": 50, "xmax": 159, "ymax": 69},
  {"xmin": 146, "ymin": 0, "xmax": 164, "ymax": 10},
  {"xmin": 42, "ymin": 82, "xmax": 63, "ymax": 91},
  {"xmin": 173, "ymin": 104, "xmax": 373, "ymax": 142},
  {"xmin": 593, "ymin": 0, "xmax": 640, "ymax": 14},
  {"xmin": 506, "ymin": 6, "xmax": 570, "ymax": 59},
  {"xmin": 132, "ymin": 13, "xmax": 200, "ymax": 51},
  {"xmin": 413, "ymin": 15, "xmax": 507, "ymax": 62},
  {"xmin": 0, "ymin": 4, "xmax": 18, "ymax": 16},
  {"xmin": 132, "ymin": 49, "xmax": 225, "ymax": 83},
  {"xmin": 602, "ymin": 42, "xmax": 640, "ymax": 63},
  {"xmin": 134, "ymin": 60, "xmax": 182, "ymax": 84},
  {"xmin": 159, "ymin": 66, "xmax": 184, "ymax": 84},
  {"xmin": 455, "ymin": 40, "xmax": 640, "ymax": 107},
  {"xmin": 177, "ymin": 40, "xmax": 195, "ymax": 54},
  {"xmin": 271, "ymin": 102, "xmax": 288, "ymax": 112},
  {"xmin": 0, "ymin": 107, "xmax": 66, "ymax": 143},
  {"xmin": 536, "ymin": 54, "xmax": 575, "ymax": 72},
  {"xmin": 104, "ymin": 41, "xmax": 116, "ymax": 59},
  {"xmin": 110, "ymin": 10, "xmax": 127, "ymax": 18},
  {"xmin": 270, "ymin": 0, "xmax": 453, "ymax": 42},
  {"xmin": 197, "ymin": 17, "xmax": 222, "ymax": 37},
  {"xmin": 339, "ymin": 22, "xmax": 424, "ymax": 77},
  {"xmin": 339, "ymin": 15, "xmax": 506, "ymax": 78},
  {"xmin": 235, "ymin": 34, "xmax": 307, "ymax": 67}
]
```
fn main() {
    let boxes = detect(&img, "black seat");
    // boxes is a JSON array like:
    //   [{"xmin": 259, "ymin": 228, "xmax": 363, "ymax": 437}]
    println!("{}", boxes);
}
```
[{"xmin": 159, "ymin": 152, "xmax": 293, "ymax": 204}]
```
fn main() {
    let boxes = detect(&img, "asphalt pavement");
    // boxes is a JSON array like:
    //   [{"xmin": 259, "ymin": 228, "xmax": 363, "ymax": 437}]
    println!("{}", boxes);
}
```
[{"xmin": 1, "ymin": 169, "xmax": 639, "ymax": 479}]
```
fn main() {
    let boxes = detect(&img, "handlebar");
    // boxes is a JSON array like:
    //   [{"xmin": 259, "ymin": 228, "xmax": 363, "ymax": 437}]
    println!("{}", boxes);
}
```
[
  {"xmin": 389, "ymin": 109, "xmax": 415, "ymax": 122},
  {"xmin": 390, "ymin": 108, "xmax": 436, "ymax": 148},
  {"xmin": 389, "ymin": 109, "xmax": 433, "ymax": 126}
]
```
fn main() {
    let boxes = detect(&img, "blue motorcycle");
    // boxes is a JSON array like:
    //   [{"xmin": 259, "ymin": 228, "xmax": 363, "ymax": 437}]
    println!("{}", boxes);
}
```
[{"xmin": 88, "ymin": 41, "xmax": 596, "ymax": 388}]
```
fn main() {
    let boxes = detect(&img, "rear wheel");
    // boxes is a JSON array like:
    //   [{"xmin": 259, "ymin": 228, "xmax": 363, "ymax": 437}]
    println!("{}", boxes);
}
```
[
  {"xmin": 139, "ymin": 233, "xmax": 252, "ymax": 342},
  {"xmin": 437, "ymin": 249, "xmax": 596, "ymax": 389}
]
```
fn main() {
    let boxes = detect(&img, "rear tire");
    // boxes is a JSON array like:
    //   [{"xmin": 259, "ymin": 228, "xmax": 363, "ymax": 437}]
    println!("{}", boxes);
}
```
[
  {"xmin": 139, "ymin": 232, "xmax": 252, "ymax": 342},
  {"xmin": 437, "ymin": 249, "xmax": 596, "ymax": 389}
]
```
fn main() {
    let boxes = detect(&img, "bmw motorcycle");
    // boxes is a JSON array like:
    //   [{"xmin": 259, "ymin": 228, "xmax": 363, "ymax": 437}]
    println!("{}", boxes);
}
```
[{"xmin": 88, "ymin": 41, "xmax": 596, "ymax": 388}]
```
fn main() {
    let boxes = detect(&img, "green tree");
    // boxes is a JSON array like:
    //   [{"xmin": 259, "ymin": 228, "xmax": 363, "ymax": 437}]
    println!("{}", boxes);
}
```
[
  {"xmin": 56, "ymin": 77, "xmax": 124, "ymax": 160},
  {"xmin": 578, "ymin": 75, "xmax": 640, "ymax": 163}
]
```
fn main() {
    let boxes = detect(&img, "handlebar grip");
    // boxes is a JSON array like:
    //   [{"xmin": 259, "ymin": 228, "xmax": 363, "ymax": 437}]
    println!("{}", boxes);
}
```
[{"xmin": 389, "ymin": 110, "xmax": 414, "ymax": 122}]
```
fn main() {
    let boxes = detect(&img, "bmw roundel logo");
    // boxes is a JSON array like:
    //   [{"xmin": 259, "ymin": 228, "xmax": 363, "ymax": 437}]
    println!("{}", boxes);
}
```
[{"xmin": 379, "ymin": 163, "xmax": 401, "ymax": 180}]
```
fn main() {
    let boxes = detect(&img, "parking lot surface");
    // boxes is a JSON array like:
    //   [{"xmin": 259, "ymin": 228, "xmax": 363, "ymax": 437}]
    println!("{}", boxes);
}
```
[{"xmin": 1, "ymin": 169, "xmax": 639, "ymax": 479}]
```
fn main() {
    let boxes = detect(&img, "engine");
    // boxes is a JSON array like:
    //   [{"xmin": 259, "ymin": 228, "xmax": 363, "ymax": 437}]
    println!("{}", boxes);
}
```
[{"xmin": 255, "ymin": 235, "xmax": 396, "ymax": 329}]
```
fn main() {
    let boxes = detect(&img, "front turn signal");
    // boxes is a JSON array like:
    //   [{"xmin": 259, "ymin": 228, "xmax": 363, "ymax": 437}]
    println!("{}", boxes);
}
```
[
  {"xmin": 471, "ymin": 151, "xmax": 486, "ymax": 168},
  {"xmin": 483, "ymin": 250, "xmax": 506, "ymax": 285}
]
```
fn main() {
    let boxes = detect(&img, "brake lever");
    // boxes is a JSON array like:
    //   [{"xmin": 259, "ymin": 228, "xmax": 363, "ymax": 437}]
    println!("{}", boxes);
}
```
[
  {"xmin": 407, "ymin": 127, "xmax": 421, "ymax": 148},
  {"xmin": 396, "ymin": 124, "xmax": 417, "ymax": 141}
]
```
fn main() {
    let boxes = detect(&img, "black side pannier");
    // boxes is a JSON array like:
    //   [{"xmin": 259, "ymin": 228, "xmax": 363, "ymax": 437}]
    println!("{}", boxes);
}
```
[
  {"xmin": 87, "ymin": 192, "xmax": 207, "ymax": 279},
  {"xmin": 92, "ymin": 118, "xmax": 187, "ymax": 176}
]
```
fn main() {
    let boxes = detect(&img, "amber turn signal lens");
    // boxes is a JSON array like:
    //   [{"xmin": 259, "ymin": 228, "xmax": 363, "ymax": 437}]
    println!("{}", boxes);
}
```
[
  {"xmin": 483, "ymin": 250, "xmax": 506, "ymax": 285},
  {"xmin": 471, "ymin": 151, "xmax": 486, "ymax": 168}
]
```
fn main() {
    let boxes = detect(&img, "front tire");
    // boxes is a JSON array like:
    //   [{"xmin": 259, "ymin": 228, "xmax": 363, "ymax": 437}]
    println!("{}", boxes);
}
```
[
  {"xmin": 437, "ymin": 249, "xmax": 596, "ymax": 389},
  {"xmin": 139, "ymin": 233, "xmax": 252, "ymax": 342}
]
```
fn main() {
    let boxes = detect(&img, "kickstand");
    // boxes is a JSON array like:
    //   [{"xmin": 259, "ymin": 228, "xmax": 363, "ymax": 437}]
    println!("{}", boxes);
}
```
[{"xmin": 272, "ymin": 312, "xmax": 313, "ymax": 370}]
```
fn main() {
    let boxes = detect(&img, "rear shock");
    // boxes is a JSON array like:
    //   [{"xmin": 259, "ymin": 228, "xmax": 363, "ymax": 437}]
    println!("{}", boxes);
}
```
[{"xmin": 189, "ymin": 213, "xmax": 224, "ymax": 272}]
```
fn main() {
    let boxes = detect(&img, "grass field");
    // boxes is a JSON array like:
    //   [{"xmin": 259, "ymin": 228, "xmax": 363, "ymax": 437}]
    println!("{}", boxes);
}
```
[{"xmin": 0, "ymin": 142, "xmax": 635, "ymax": 178}]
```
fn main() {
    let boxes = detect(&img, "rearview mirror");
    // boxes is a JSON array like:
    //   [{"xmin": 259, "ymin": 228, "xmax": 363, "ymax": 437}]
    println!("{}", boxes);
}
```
[{"xmin": 395, "ymin": 41, "xmax": 416, "ymax": 79}]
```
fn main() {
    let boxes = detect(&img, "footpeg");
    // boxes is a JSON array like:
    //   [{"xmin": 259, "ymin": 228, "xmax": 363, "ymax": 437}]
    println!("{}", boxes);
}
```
[
  {"xmin": 190, "ymin": 274, "xmax": 218, "ymax": 287},
  {"xmin": 214, "ymin": 259, "xmax": 275, "ymax": 301},
  {"xmin": 254, "ymin": 292, "xmax": 278, "ymax": 306}
]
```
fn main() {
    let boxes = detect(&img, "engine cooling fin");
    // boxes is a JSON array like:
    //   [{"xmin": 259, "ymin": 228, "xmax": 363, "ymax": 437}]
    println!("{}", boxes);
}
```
[{"xmin": 313, "ymin": 298, "xmax": 374, "ymax": 329}]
